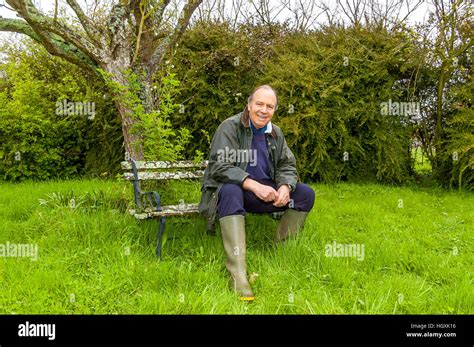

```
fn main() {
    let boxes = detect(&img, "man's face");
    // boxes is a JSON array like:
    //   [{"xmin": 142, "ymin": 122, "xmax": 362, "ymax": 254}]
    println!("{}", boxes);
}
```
[{"xmin": 248, "ymin": 88, "xmax": 277, "ymax": 129}]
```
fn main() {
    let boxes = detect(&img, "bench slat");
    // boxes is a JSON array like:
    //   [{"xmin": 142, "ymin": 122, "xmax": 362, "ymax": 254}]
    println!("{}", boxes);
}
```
[
  {"xmin": 121, "ymin": 160, "xmax": 208, "ymax": 170},
  {"xmin": 123, "ymin": 170, "xmax": 204, "ymax": 181},
  {"xmin": 128, "ymin": 203, "xmax": 199, "ymax": 219}
]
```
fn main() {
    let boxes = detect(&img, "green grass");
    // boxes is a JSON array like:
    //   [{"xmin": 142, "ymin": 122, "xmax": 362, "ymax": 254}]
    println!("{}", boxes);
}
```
[
  {"xmin": 412, "ymin": 147, "xmax": 432, "ymax": 175},
  {"xmin": 0, "ymin": 179, "xmax": 472, "ymax": 314}
]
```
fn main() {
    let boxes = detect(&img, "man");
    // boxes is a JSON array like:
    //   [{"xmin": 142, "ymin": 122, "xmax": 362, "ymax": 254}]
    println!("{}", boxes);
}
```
[{"xmin": 199, "ymin": 85, "xmax": 315, "ymax": 301}]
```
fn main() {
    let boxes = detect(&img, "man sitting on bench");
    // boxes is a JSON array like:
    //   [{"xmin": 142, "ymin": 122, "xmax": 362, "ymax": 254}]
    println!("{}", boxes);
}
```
[{"xmin": 199, "ymin": 85, "xmax": 315, "ymax": 301}]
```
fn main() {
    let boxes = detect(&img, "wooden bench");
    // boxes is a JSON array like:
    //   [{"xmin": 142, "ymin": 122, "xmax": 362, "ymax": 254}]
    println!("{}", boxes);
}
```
[
  {"xmin": 121, "ymin": 159, "xmax": 288, "ymax": 259},
  {"xmin": 121, "ymin": 159, "xmax": 208, "ymax": 258}
]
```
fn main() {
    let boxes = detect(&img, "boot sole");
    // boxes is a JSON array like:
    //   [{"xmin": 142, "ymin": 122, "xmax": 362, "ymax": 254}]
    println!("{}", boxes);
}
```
[{"xmin": 239, "ymin": 296, "xmax": 255, "ymax": 301}]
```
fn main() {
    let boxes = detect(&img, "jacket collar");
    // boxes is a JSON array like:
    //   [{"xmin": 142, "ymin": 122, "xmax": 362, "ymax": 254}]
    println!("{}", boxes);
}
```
[{"xmin": 249, "ymin": 119, "xmax": 273, "ymax": 134}]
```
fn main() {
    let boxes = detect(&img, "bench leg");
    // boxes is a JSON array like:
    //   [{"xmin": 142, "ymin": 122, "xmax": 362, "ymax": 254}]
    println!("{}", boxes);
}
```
[{"xmin": 156, "ymin": 217, "xmax": 166, "ymax": 259}]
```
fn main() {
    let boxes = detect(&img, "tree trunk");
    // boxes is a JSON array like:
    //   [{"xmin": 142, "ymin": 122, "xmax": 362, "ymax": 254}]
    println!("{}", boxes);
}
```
[
  {"xmin": 115, "ymin": 99, "xmax": 144, "ymax": 161},
  {"xmin": 433, "ymin": 61, "xmax": 448, "ymax": 171},
  {"xmin": 114, "ymin": 72, "xmax": 154, "ymax": 161},
  {"xmin": 102, "ymin": 61, "xmax": 155, "ymax": 161}
]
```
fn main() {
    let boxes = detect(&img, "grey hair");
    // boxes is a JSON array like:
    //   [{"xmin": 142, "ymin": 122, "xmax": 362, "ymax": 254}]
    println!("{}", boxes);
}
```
[{"xmin": 247, "ymin": 85, "xmax": 278, "ymax": 110}]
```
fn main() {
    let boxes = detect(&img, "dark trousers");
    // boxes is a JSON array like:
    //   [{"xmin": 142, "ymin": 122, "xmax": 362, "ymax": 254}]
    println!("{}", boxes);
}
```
[{"xmin": 218, "ymin": 180, "xmax": 315, "ymax": 218}]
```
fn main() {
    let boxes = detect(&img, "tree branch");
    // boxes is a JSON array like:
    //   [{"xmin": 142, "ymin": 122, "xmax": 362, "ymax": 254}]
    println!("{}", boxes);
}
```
[
  {"xmin": 65, "ymin": 0, "xmax": 104, "ymax": 45},
  {"xmin": 0, "ymin": 16, "xmax": 97, "ymax": 73},
  {"xmin": 149, "ymin": 0, "xmax": 202, "ymax": 74},
  {"xmin": 6, "ymin": 0, "xmax": 102, "ymax": 62},
  {"xmin": 35, "ymin": 27, "xmax": 98, "ymax": 72},
  {"xmin": 152, "ymin": 0, "xmax": 172, "ymax": 30},
  {"xmin": 0, "ymin": 16, "xmax": 41, "ymax": 42},
  {"xmin": 107, "ymin": 2, "xmax": 131, "ymax": 56}
]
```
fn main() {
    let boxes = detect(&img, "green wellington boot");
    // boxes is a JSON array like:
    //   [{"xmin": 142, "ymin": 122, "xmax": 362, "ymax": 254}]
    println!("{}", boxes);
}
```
[
  {"xmin": 275, "ymin": 209, "xmax": 309, "ymax": 243},
  {"xmin": 219, "ymin": 215, "xmax": 255, "ymax": 301}
]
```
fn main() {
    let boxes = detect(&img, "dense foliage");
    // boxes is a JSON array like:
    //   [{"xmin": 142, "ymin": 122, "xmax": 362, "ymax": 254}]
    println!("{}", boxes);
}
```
[
  {"xmin": 0, "ymin": 20, "xmax": 471, "ymax": 189},
  {"xmin": 0, "ymin": 41, "xmax": 122, "ymax": 180},
  {"xmin": 173, "ymin": 23, "xmax": 420, "ymax": 183}
]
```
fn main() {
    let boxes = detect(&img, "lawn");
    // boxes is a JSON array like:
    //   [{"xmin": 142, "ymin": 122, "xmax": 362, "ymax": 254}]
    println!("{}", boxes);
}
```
[{"xmin": 0, "ymin": 179, "xmax": 472, "ymax": 314}]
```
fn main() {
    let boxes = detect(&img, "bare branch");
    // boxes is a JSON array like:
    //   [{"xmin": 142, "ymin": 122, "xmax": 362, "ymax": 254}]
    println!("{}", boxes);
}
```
[
  {"xmin": 53, "ymin": 0, "xmax": 58, "ymax": 22},
  {"xmin": 65, "ymin": 0, "xmax": 104, "ymax": 45},
  {"xmin": 149, "ymin": 0, "xmax": 203, "ymax": 74},
  {"xmin": 337, "ymin": 0, "xmax": 368, "ymax": 26},
  {"xmin": 152, "ymin": 0, "xmax": 172, "ymax": 30}
]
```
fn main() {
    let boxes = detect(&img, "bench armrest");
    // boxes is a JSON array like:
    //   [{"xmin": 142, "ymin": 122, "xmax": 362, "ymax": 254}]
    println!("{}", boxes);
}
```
[
  {"xmin": 134, "ymin": 189, "xmax": 162, "ymax": 212},
  {"xmin": 145, "ymin": 191, "xmax": 162, "ymax": 211},
  {"xmin": 130, "ymin": 159, "xmax": 162, "ymax": 211}
]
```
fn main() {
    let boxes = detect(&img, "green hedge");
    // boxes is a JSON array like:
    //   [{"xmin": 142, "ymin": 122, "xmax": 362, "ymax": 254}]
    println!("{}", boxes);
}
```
[
  {"xmin": 0, "ymin": 41, "xmax": 123, "ymax": 181},
  {"xmin": 1, "ymin": 22, "xmax": 471, "ymax": 188},
  {"xmin": 173, "ymin": 23, "xmax": 420, "ymax": 183}
]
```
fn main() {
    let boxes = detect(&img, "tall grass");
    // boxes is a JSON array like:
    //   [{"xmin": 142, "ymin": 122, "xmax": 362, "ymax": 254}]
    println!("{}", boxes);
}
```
[{"xmin": 0, "ymin": 179, "xmax": 472, "ymax": 314}]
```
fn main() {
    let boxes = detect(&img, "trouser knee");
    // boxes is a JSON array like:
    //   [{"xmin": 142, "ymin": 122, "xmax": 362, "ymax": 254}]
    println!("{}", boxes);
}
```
[
  {"xmin": 291, "ymin": 183, "xmax": 315, "ymax": 212},
  {"xmin": 218, "ymin": 183, "xmax": 245, "ymax": 218}
]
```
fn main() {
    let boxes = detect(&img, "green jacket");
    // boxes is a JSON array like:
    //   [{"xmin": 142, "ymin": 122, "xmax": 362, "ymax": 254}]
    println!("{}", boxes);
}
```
[{"xmin": 198, "ymin": 110, "xmax": 298, "ymax": 230}]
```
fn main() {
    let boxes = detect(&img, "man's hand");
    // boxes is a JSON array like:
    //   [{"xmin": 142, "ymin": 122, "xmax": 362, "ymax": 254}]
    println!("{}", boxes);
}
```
[
  {"xmin": 243, "ymin": 178, "xmax": 278, "ymax": 202},
  {"xmin": 273, "ymin": 185, "xmax": 290, "ymax": 207}
]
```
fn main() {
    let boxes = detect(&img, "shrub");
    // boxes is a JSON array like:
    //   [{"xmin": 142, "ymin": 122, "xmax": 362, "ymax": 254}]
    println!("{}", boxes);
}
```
[
  {"xmin": 261, "ymin": 27, "xmax": 419, "ymax": 183},
  {"xmin": 0, "ymin": 40, "xmax": 122, "ymax": 180}
]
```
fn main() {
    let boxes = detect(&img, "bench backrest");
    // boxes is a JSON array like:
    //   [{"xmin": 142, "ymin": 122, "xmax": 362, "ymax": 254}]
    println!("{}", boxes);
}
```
[
  {"xmin": 121, "ymin": 159, "xmax": 208, "ymax": 209},
  {"xmin": 121, "ymin": 160, "xmax": 208, "ymax": 181}
]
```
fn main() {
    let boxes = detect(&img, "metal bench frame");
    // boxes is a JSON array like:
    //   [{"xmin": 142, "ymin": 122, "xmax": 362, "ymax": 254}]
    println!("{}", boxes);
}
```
[{"xmin": 122, "ymin": 159, "xmax": 207, "ymax": 259}]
